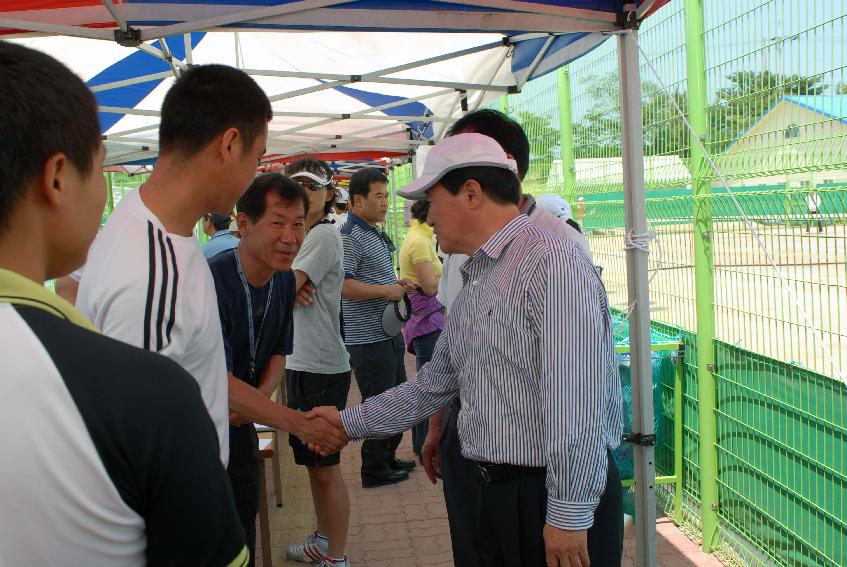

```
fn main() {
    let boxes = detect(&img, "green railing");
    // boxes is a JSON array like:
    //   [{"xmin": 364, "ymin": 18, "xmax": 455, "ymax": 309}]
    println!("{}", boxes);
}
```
[{"xmin": 407, "ymin": 0, "xmax": 847, "ymax": 564}]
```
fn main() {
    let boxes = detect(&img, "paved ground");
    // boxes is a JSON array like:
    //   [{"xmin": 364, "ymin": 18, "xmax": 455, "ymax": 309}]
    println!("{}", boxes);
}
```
[{"xmin": 256, "ymin": 355, "xmax": 725, "ymax": 567}]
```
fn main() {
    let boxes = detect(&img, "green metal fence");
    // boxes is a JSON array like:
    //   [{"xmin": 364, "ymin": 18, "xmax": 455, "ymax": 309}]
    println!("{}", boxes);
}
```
[{"xmin": 489, "ymin": 0, "xmax": 847, "ymax": 564}]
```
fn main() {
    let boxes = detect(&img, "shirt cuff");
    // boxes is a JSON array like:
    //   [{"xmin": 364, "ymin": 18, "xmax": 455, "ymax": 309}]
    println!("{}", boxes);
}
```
[
  {"xmin": 340, "ymin": 405, "xmax": 368, "ymax": 439},
  {"xmin": 545, "ymin": 497, "xmax": 598, "ymax": 531}
]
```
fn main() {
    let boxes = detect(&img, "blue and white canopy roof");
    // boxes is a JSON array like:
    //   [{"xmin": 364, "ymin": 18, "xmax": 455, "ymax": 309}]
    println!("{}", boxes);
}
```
[{"xmin": 2, "ymin": 1, "xmax": 666, "ymax": 167}]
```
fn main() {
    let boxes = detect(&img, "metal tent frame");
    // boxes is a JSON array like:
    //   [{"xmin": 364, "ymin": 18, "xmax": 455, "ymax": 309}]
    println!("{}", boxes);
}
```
[{"xmin": 2, "ymin": 2, "xmax": 669, "ymax": 565}]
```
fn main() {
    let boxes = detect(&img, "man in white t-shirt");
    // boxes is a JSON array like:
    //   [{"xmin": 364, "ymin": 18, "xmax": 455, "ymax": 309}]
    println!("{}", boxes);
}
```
[{"xmin": 77, "ymin": 65, "xmax": 274, "ymax": 465}]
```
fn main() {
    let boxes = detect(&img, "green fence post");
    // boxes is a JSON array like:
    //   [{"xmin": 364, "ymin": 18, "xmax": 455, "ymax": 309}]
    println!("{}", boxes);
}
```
[
  {"xmin": 105, "ymin": 172, "xmax": 114, "ymax": 216},
  {"xmin": 556, "ymin": 66, "xmax": 576, "ymax": 200},
  {"xmin": 498, "ymin": 93, "xmax": 508, "ymax": 114},
  {"xmin": 684, "ymin": 0, "xmax": 719, "ymax": 553},
  {"xmin": 673, "ymin": 349, "xmax": 685, "ymax": 523}
]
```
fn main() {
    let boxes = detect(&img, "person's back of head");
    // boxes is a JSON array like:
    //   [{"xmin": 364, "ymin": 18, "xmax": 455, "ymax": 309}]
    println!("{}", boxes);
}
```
[
  {"xmin": 410, "ymin": 199, "xmax": 430, "ymax": 224},
  {"xmin": 446, "ymin": 109, "xmax": 530, "ymax": 181},
  {"xmin": 158, "ymin": 64, "xmax": 272, "ymax": 159},
  {"xmin": 205, "ymin": 213, "xmax": 232, "ymax": 233},
  {"xmin": 0, "ymin": 40, "xmax": 104, "ymax": 280}
]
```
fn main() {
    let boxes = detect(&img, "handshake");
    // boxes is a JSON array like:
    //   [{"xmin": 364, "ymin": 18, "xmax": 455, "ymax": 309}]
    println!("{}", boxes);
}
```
[{"xmin": 293, "ymin": 406, "xmax": 350, "ymax": 456}]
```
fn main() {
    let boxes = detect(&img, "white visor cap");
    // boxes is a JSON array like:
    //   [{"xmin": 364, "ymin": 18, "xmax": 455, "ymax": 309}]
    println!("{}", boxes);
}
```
[{"xmin": 397, "ymin": 133, "xmax": 518, "ymax": 201}]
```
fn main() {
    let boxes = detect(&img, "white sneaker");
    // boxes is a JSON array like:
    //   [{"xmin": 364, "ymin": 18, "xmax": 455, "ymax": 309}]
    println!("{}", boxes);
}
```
[
  {"xmin": 317, "ymin": 555, "xmax": 350, "ymax": 567},
  {"xmin": 285, "ymin": 531, "xmax": 328, "ymax": 563}
]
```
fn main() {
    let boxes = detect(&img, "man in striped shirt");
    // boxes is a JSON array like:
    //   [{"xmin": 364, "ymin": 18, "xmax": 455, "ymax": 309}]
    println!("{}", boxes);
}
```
[
  {"xmin": 340, "ymin": 168, "xmax": 418, "ymax": 487},
  {"xmin": 311, "ymin": 133, "xmax": 623, "ymax": 566}
]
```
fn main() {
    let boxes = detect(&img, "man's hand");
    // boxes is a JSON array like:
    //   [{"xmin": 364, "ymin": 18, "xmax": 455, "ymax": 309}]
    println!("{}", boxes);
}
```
[
  {"xmin": 229, "ymin": 412, "xmax": 250, "ymax": 426},
  {"xmin": 543, "ymin": 524, "xmax": 589, "ymax": 567},
  {"xmin": 295, "ymin": 282, "xmax": 316, "ymax": 306},
  {"xmin": 293, "ymin": 407, "xmax": 350, "ymax": 457},
  {"xmin": 382, "ymin": 283, "xmax": 406, "ymax": 302},
  {"xmin": 421, "ymin": 423, "xmax": 442, "ymax": 484},
  {"xmin": 299, "ymin": 406, "xmax": 349, "ymax": 455}
]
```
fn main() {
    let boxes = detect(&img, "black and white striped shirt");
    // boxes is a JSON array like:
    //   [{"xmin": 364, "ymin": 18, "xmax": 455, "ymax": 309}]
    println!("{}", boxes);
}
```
[
  {"xmin": 342, "ymin": 215, "xmax": 623, "ymax": 530},
  {"xmin": 340, "ymin": 212, "xmax": 398, "ymax": 345}
]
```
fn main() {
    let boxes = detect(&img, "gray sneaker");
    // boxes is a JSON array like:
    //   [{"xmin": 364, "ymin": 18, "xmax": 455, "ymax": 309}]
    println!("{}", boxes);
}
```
[
  {"xmin": 285, "ymin": 531, "xmax": 328, "ymax": 563},
  {"xmin": 317, "ymin": 556, "xmax": 350, "ymax": 567}
]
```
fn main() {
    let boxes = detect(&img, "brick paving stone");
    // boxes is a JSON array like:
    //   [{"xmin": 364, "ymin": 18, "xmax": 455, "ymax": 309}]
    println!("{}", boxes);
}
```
[{"xmin": 260, "ymin": 354, "xmax": 725, "ymax": 567}]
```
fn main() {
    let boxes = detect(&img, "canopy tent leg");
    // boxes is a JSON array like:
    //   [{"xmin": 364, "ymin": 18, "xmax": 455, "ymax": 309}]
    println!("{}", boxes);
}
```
[{"xmin": 617, "ymin": 29, "xmax": 658, "ymax": 567}]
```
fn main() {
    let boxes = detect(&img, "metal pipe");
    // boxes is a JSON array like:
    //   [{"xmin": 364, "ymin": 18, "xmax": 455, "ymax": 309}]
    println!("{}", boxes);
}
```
[
  {"xmin": 617, "ymin": 30, "xmax": 657, "ymax": 567},
  {"xmin": 556, "ymin": 66, "xmax": 577, "ymax": 199},
  {"xmin": 684, "ymin": 0, "xmax": 719, "ymax": 552},
  {"xmin": 673, "ymin": 346, "xmax": 685, "ymax": 523}
]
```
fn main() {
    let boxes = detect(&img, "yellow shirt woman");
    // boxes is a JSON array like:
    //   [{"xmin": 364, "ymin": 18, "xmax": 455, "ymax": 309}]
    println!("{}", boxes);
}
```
[{"xmin": 399, "ymin": 219, "xmax": 441, "ymax": 290}]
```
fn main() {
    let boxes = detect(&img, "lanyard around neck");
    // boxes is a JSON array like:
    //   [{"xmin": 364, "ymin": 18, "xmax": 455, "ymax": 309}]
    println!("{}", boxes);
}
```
[{"xmin": 234, "ymin": 249, "xmax": 274, "ymax": 380}]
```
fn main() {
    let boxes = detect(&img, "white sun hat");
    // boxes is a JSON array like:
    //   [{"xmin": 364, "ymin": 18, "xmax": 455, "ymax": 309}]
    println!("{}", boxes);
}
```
[
  {"xmin": 536, "ymin": 194, "xmax": 574, "ymax": 221},
  {"xmin": 397, "ymin": 133, "xmax": 518, "ymax": 201}
]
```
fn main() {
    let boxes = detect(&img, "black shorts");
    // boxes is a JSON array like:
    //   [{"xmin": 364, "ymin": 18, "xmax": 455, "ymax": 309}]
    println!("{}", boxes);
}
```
[{"xmin": 286, "ymin": 369, "xmax": 352, "ymax": 467}]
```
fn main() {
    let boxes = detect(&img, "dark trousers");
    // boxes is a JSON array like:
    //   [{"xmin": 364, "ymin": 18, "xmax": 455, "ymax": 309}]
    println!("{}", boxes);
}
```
[
  {"xmin": 227, "ymin": 424, "xmax": 260, "ymax": 567},
  {"xmin": 440, "ymin": 399, "xmax": 482, "ymax": 566},
  {"xmin": 472, "ymin": 450, "xmax": 623, "ymax": 567},
  {"xmin": 411, "ymin": 330, "xmax": 441, "ymax": 456},
  {"xmin": 347, "ymin": 335, "xmax": 407, "ymax": 476}
]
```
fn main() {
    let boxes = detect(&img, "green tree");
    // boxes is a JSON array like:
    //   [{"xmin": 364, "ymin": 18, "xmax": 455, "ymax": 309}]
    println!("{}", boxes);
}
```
[
  {"xmin": 570, "ymin": 73, "xmax": 688, "ymax": 159},
  {"xmin": 708, "ymin": 71, "xmax": 827, "ymax": 151},
  {"xmin": 515, "ymin": 110, "xmax": 559, "ymax": 187}
]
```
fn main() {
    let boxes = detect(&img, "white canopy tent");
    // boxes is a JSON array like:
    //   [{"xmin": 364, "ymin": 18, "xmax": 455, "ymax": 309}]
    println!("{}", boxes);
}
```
[{"xmin": 1, "ymin": 2, "xmax": 669, "ymax": 565}]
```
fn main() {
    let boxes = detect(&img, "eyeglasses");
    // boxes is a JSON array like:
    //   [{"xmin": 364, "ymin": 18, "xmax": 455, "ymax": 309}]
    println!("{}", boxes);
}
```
[{"xmin": 299, "ymin": 181, "xmax": 332, "ymax": 192}]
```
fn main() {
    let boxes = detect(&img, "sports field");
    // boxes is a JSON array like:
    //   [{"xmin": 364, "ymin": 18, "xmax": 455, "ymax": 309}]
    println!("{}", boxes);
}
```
[{"xmin": 587, "ymin": 221, "xmax": 847, "ymax": 379}]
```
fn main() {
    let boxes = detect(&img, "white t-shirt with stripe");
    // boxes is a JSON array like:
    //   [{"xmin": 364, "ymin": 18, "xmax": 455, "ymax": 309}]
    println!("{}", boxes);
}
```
[{"xmin": 77, "ymin": 188, "xmax": 229, "ymax": 465}]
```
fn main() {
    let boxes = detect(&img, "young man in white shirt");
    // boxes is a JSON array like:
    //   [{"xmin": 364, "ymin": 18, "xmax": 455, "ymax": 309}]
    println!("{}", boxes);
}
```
[
  {"xmin": 81, "ymin": 65, "xmax": 346, "ymax": 472},
  {"xmin": 0, "ymin": 40, "xmax": 248, "ymax": 567}
]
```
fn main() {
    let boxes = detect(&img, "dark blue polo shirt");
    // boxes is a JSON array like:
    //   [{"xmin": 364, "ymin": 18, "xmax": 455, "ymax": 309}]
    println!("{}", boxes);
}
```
[{"xmin": 208, "ymin": 249, "xmax": 295, "ymax": 388}]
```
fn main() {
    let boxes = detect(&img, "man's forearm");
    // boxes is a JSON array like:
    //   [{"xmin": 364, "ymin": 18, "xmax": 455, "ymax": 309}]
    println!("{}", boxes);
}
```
[
  {"xmin": 228, "ymin": 374, "xmax": 302, "ymax": 433},
  {"xmin": 257, "ymin": 355, "xmax": 285, "ymax": 399},
  {"xmin": 341, "ymin": 374, "xmax": 456, "ymax": 440},
  {"xmin": 342, "ymin": 278, "xmax": 388, "ymax": 300}
]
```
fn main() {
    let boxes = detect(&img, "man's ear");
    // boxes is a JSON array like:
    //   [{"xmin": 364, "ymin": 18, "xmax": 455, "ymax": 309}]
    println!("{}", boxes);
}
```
[
  {"xmin": 463, "ymin": 179, "xmax": 485, "ymax": 210},
  {"xmin": 236, "ymin": 210, "xmax": 251, "ymax": 235},
  {"xmin": 39, "ymin": 152, "xmax": 71, "ymax": 209},
  {"xmin": 218, "ymin": 128, "xmax": 241, "ymax": 162}
]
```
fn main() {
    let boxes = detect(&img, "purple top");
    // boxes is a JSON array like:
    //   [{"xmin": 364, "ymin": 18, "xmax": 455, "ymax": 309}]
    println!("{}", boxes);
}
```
[{"xmin": 402, "ymin": 290, "xmax": 444, "ymax": 354}]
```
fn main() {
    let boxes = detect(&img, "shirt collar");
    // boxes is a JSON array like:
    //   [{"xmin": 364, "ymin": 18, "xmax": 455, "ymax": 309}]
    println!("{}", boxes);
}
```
[
  {"xmin": 476, "ymin": 214, "xmax": 532, "ymax": 261},
  {"xmin": 347, "ymin": 212, "xmax": 378, "ymax": 233},
  {"xmin": 210, "ymin": 230, "xmax": 231, "ymax": 240},
  {"xmin": 519, "ymin": 195, "xmax": 536, "ymax": 216},
  {"xmin": 347, "ymin": 212, "xmax": 396, "ymax": 251},
  {"xmin": 409, "ymin": 219, "xmax": 434, "ymax": 238},
  {"xmin": 0, "ymin": 268, "xmax": 98, "ymax": 332}
]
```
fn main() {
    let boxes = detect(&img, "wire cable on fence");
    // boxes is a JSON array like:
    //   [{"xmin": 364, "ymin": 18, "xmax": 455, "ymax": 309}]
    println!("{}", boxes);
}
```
[{"xmin": 635, "ymin": 38, "xmax": 846, "ymax": 385}]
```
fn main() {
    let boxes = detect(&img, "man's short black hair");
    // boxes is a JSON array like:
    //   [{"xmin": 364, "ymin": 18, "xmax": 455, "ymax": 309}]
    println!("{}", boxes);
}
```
[
  {"xmin": 410, "ymin": 200, "xmax": 430, "ymax": 223},
  {"xmin": 205, "ymin": 213, "xmax": 231, "ymax": 231},
  {"xmin": 159, "ymin": 65, "xmax": 272, "ymax": 157},
  {"xmin": 0, "ymin": 41, "xmax": 101, "ymax": 234},
  {"xmin": 439, "ymin": 166, "xmax": 520, "ymax": 206},
  {"xmin": 286, "ymin": 157, "xmax": 335, "ymax": 216},
  {"xmin": 237, "ymin": 173, "xmax": 309, "ymax": 222},
  {"xmin": 446, "ymin": 109, "xmax": 529, "ymax": 181},
  {"xmin": 348, "ymin": 169, "xmax": 389, "ymax": 206}
]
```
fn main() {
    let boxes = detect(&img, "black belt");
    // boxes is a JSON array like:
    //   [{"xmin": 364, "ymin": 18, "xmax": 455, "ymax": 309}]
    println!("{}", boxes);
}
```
[{"xmin": 474, "ymin": 461, "xmax": 545, "ymax": 483}]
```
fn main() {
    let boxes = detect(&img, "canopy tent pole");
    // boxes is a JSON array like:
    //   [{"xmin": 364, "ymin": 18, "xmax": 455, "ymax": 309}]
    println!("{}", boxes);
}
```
[
  {"xmin": 617, "ymin": 29, "xmax": 658, "ymax": 567},
  {"xmin": 389, "ymin": 165, "xmax": 400, "ymax": 267}
]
